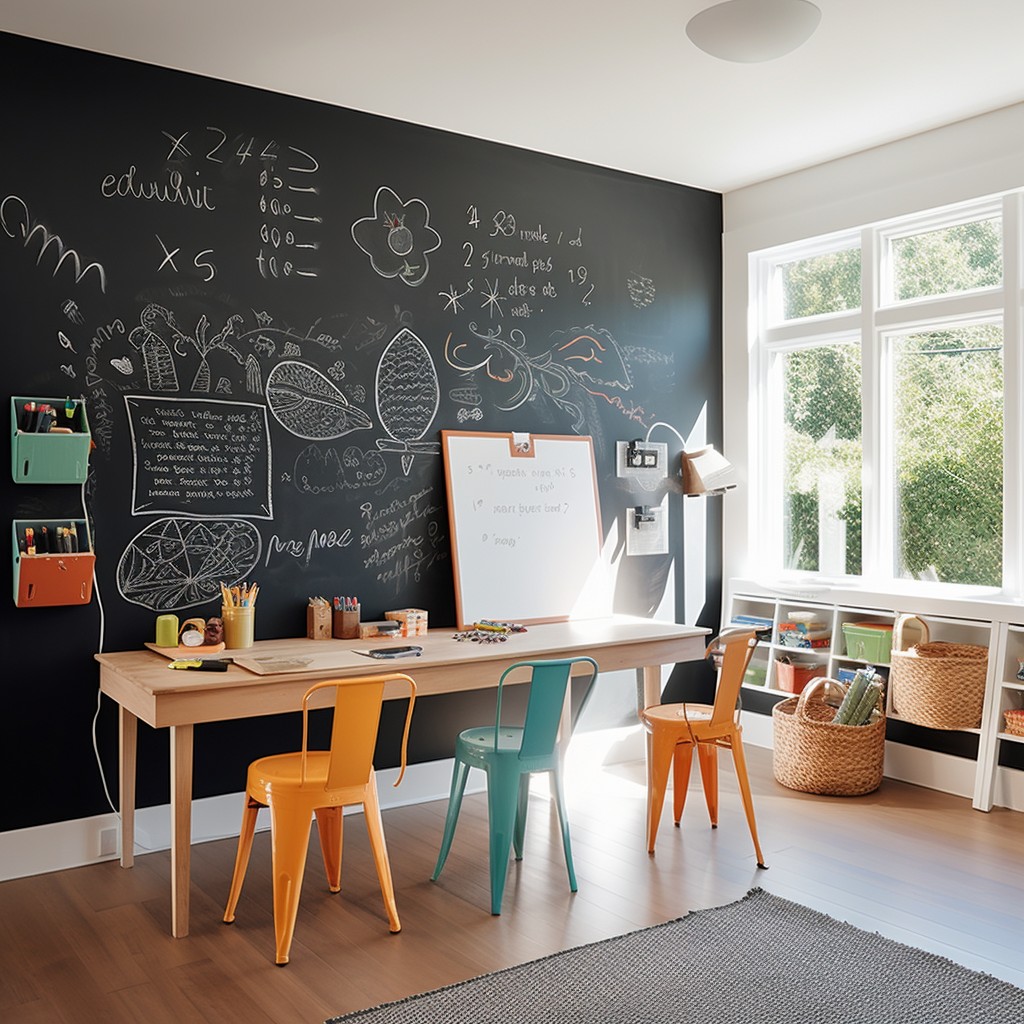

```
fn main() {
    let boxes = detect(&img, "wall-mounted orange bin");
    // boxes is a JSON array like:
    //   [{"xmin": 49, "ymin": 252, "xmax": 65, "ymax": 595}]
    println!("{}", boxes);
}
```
[{"xmin": 12, "ymin": 519, "xmax": 94, "ymax": 607}]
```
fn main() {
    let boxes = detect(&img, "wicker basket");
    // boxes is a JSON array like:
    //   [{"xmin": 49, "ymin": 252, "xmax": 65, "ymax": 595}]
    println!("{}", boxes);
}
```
[
  {"xmin": 1004, "ymin": 709, "xmax": 1024, "ymax": 737},
  {"xmin": 772, "ymin": 677, "xmax": 886, "ymax": 796},
  {"xmin": 889, "ymin": 615, "xmax": 988, "ymax": 730}
]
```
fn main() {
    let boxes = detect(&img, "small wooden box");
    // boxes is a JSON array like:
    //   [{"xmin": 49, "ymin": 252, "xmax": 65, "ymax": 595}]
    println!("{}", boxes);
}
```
[
  {"xmin": 385, "ymin": 608, "xmax": 428, "ymax": 637},
  {"xmin": 306, "ymin": 602, "xmax": 332, "ymax": 640}
]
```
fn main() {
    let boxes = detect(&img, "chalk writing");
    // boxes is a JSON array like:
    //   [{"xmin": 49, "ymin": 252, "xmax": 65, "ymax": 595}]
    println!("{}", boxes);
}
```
[
  {"xmin": 264, "ymin": 527, "xmax": 354, "ymax": 569},
  {"xmin": 293, "ymin": 444, "xmax": 386, "ymax": 493},
  {"xmin": 100, "ymin": 166, "xmax": 215, "ymax": 210},
  {"xmin": 359, "ymin": 487, "xmax": 448, "ymax": 593},
  {"xmin": 126, "ymin": 396, "xmax": 272, "ymax": 517}
]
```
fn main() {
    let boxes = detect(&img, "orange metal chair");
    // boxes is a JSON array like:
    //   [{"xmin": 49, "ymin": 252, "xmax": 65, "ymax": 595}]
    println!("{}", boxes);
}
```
[
  {"xmin": 223, "ymin": 672, "xmax": 416, "ymax": 965},
  {"xmin": 640, "ymin": 628, "xmax": 766, "ymax": 868}
]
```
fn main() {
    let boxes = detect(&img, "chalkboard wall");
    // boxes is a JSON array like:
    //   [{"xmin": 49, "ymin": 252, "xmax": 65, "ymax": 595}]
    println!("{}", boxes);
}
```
[{"xmin": 1, "ymin": 31, "xmax": 723, "ymax": 832}]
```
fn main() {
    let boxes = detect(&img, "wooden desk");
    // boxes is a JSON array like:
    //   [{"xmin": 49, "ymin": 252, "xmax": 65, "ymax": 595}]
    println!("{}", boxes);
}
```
[{"xmin": 96, "ymin": 616, "xmax": 707, "ymax": 937}]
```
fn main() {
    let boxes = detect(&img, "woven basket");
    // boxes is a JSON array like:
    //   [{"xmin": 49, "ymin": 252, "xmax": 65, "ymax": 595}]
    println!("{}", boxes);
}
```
[
  {"xmin": 1004, "ymin": 709, "xmax": 1024, "ymax": 737},
  {"xmin": 772, "ymin": 677, "xmax": 886, "ymax": 796},
  {"xmin": 889, "ymin": 615, "xmax": 988, "ymax": 730}
]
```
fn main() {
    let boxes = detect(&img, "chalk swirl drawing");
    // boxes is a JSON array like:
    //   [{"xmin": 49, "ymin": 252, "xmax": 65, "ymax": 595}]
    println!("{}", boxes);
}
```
[
  {"xmin": 265, "ymin": 360, "xmax": 373, "ymax": 439},
  {"xmin": 293, "ymin": 444, "xmax": 386, "ymax": 494},
  {"xmin": 351, "ymin": 186, "xmax": 441, "ymax": 287},
  {"xmin": 375, "ymin": 327, "xmax": 441, "ymax": 474},
  {"xmin": 444, "ymin": 323, "xmax": 633, "ymax": 434},
  {"xmin": 116, "ymin": 517, "xmax": 261, "ymax": 611}
]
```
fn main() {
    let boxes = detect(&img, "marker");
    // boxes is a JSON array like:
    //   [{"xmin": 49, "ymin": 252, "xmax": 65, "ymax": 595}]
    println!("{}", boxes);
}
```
[
  {"xmin": 25, "ymin": 526, "xmax": 35, "ymax": 555},
  {"xmin": 68, "ymin": 523, "xmax": 79, "ymax": 552},
  {"xmin": 167, "ymin": 659, "xmax": 230, "ymax": 672},
  {"xmin": 40, "ymin": 525, "xmax": 50, "ymax": 554}
]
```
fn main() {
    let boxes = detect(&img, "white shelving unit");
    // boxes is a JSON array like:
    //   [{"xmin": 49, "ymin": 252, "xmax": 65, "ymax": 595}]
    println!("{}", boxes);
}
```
[{"xmin": 726, "ymin": 580, "xmax": 1022, "ymax": 812}]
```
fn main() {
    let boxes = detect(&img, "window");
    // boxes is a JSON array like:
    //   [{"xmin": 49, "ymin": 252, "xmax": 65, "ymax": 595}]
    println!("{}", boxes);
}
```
[{"xmin": 754, "ymin": 198, "xmax": 1016, "ymax": 593}]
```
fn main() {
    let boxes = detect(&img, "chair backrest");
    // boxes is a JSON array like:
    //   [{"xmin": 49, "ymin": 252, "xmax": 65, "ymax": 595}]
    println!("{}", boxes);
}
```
[
  {"xmin": 299, "ymin": 673, "xmax": 417, "ymax": 789},
  {"xmin": 705, "ymin": 628, "xmax": 757, "ymax": 729},
  {"xmin": 494, "ymin": 657, "xmax": 599, "ymax": 759}
]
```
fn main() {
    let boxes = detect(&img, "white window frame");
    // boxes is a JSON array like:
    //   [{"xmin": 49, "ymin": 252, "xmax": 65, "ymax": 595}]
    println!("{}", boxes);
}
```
[{"xmin": 750, "ymin": 192, "xmax": 1023, "ymax": 598}]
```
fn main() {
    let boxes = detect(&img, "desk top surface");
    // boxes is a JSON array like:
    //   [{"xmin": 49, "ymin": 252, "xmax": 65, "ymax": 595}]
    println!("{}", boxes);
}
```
[{"xmin": 95, "ymin": 616, "xmax": 708, "ymax": 727}]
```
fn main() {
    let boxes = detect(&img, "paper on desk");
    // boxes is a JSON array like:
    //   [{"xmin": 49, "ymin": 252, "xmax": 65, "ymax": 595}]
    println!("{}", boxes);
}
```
[{"xmin": 231, "ymin": 649, "xmax": 370, "ymax": 675}]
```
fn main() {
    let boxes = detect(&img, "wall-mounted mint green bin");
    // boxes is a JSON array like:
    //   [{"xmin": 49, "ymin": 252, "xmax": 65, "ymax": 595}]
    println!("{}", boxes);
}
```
[{"xmin": 11, "ymin": 397, "xmax": 91, "ymax": 483}]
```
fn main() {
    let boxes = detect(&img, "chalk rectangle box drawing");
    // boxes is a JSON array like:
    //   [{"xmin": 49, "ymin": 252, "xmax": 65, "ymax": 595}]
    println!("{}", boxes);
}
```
[{"xmin": 124, "ymin": 396, "xmax": 273, "ymax": 519}]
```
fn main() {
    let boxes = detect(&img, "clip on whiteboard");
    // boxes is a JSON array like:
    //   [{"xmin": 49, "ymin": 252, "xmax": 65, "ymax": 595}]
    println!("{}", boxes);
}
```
[{"xmin": 510, "ymin": 432, "xmax": 534, "ymax": 457}]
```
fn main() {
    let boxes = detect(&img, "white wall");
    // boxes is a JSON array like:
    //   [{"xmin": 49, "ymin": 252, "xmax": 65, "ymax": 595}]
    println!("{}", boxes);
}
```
[{"xmin": 721, "ymin": 101, "xmax": 1024, "ymax": 584}]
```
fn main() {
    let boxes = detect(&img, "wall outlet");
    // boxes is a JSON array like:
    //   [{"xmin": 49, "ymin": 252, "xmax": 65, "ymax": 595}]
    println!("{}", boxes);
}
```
[
  {"xmin": 99, "ymin": 827, "xmax": 117, "ymax": 858},
  {"xmin": 615, "ymin": 440, "xmax": 668, "ymax": 480}
]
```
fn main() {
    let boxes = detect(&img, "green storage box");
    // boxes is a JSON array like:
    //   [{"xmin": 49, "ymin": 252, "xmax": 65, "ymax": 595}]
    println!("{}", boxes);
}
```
[
  {"xmin": 842, "ymin": 621, "xmax": 893, "ymax": 662},
  {"xmin": 11, "ymin": 396, "xmax": 91, "ymax": 483},
  {"xmin": 743, "ymin": 662, "xmax": 768, "ymax": 687}
]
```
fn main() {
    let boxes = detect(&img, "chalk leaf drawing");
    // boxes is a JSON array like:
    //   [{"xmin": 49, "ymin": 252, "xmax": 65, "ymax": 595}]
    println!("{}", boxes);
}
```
[
  {"xmin": 549, "ymin": 325, "xmax": 633, "ymax": 392},
  {"xmin": 117, "ymin": 517, "xmax": 261, "ymax": 611},
  {"xmin": 375, "ymin": 327, "xmax": 441, "ymax": 474},
  {"xmin": 294, "ymin": 444, "xmax": 386, "ymax": 494},
  {"xmin": 351, "ymin": 186, "xmax": 441, "ymax": 287},
  {"xmin": 265, "ymin": 359, "xmax": 373, "ymax": 439}
]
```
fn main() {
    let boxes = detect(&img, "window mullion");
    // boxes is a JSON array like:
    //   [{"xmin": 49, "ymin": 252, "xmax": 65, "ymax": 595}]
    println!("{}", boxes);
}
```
[
  {"xmin": 1002, "ymin": 192, "xmax": 1022, "ymax": 594},
  {"xmin": 860, "ymin": 226, "xmax": 886, "ymax": 581}
]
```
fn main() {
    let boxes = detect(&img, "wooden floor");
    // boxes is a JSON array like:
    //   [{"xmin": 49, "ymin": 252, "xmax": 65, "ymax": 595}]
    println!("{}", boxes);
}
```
[{"xmin": 2, "ymin": 745, "xmax": 1023, "ymax": 1023}]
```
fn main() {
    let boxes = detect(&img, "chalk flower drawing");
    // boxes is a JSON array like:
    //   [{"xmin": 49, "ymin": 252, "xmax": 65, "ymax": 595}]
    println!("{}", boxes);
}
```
[
  {"xmin": 117, "ymin": 517, "xmax": 261, "ymax": 611},
  {"xmin": 351, "ymin": 186, "xmax": 441, "ymax": 287}
]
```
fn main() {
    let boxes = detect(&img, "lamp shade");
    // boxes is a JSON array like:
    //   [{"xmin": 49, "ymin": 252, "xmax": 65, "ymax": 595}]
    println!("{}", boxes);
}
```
[
  {"xmin": 681, "ymin": 445, "xmax": 736, "ymax": 496},
  {"xmin": 685, "ymin": 0, "xmax": 821, "ymax": 63}
]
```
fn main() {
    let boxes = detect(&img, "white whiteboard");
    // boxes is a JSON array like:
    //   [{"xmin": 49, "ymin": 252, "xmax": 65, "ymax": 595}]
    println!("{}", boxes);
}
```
[{"xmin": 442, "ymin": 431, "xmax": 609, "ymax": 629}]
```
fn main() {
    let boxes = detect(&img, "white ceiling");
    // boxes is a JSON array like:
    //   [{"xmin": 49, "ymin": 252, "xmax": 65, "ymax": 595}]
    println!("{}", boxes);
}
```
[{"xmin": 5, "ymin": 0, "xmax": 1024, "ymax": 193}]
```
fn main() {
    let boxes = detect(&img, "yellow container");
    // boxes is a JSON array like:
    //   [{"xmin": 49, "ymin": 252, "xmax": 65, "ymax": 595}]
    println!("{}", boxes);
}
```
[{"xmin": 222, "ymin": 605, "xmax": 255, "ymax": 649}]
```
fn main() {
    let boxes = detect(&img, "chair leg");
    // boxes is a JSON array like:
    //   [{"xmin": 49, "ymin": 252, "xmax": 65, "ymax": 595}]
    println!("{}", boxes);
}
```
[
  {"xmin": 513, "ymin": 774, "xmax": 530, "ymax": 861},
  {"xmin": 697, "ymin": 742, "xmax": 719, "ymax": 828},
  {"xmin": 486, "ymin": 769, "xmax": 522, "ymax": 915},
  {"xmin": 647, "ymin": 728, "xmax": 677, "ymax": 854},
  {"xmin": 362, "ymin": 776, "xmax": 401, "ymax": 933},
  {"xmin": 223, "ymin": 796, "xmax": 261, "ymax": 923},
  {"xmin": 432, "ymin": 757, "xmax": 470, "ymax": 881},
  {"xmin": 268, "ymin": 800, "xmax": 314, "ymax": 966},
  {"xmin": 550, "ymin": 765, "xmax": 577, "ymax": 892},
  {"xmin": 671, "ymin": 742, "xmax": 694, "ymax": 826},
  {"xmin": 314, "ymin": 806, "xmax": 344, "ymax": 893},
  {"xmin": 729, "ymin": 736, "xmax": 767, "ymax": 869}
]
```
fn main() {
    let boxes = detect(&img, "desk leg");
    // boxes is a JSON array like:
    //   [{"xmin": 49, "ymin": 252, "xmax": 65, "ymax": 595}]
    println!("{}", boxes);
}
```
[
  {"xmin": 170, "ymin": 724, "xmax": 193, "ymax": 939},
  {"xmin": 118, "ymin": 706, "xmax": 137, "ymax": 869},
  {"xmin": 637, "ymin": 664, "xmax": 663, "ymax": 713}
]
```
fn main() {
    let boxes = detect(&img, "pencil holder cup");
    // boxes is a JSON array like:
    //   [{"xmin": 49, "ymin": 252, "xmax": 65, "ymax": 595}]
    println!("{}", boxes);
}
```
[
  {"xmin": 333, "ymin": 608, "xmax": 360, "ymax": 640},
  {"xmin": 155, "ymin": 614, "xmax": 179, "ymax": 648},
  {"xmin": 222, "ymin": 604, "xmax": 255, "ymax": 649}
]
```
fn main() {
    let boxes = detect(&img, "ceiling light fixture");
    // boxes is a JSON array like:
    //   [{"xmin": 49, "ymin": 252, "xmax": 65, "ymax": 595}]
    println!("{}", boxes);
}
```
[{"xmin": 685, "ymin": 0, "xmax": 821, "ymax": 63}]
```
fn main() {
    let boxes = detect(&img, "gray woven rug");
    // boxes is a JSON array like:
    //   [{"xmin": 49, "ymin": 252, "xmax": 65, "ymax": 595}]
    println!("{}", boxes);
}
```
[{"xmin": 326, "ymin": 887, "xmax": 1024, "ymax": 1023}]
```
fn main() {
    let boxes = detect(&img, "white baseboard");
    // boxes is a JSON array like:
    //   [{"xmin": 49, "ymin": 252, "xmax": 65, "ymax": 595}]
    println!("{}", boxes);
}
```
[{"xmin": 2, "ymin": 721, "xmax": 1021, "ymax": 882}]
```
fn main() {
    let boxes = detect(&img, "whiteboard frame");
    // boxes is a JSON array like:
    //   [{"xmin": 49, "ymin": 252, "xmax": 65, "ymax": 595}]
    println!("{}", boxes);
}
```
[{"xmin": 441, "ymin": 430, "xmax": 606, "ymax": 630}]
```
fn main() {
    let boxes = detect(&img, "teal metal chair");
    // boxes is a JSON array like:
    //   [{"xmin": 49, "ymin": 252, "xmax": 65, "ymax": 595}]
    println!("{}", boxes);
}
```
[{"xmin": 431, "ymin": 656, "xmax": 599, "ymax": 914}]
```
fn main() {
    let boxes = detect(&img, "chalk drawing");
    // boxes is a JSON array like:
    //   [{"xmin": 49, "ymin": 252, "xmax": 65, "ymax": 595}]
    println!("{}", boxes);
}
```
[
  {"xmin": 293, "ymin": 444, "xmax": 386, "ymax": 494},
  {"xmin": 375, "ymin": 328, "xmax": 441, "ymax": 474},
  {"xmin": 265, "ymin": 360, "xmax": 373, "ymax": 439},
  {"xmin": 351, "ymin": 186, "xmax": 441, "ymax": 287},
  {"xmin": 116, "ymin": 517, "xmax": 261, "ymax": 611}
]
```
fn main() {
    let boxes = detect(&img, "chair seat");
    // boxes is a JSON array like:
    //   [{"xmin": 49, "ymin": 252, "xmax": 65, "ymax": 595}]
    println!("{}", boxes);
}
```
[
  {"xmin": 643, "ymin": 703, "xmax": 714, "ymax": 725},
  {"xmin": 246, "ymin": 751, "xmax": 369, "ymax": 799}
]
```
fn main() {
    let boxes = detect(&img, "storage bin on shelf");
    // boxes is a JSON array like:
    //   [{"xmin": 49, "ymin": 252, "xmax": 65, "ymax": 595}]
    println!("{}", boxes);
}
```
[
  {"xmin": 774, "ymin": 656, "xmax": 826, "ymax": 694},
  {"xmin": 776, "ymin": 610, "xmax": 830, "ymax": 650},
  {"xmin": 842, "ymin": 621, "xmax": 893, "ymax": 662},
  {"xmin": 1003, "ymin": 709, "xmax": 1024, "ymax": 737},
  {"xmin": 11, "ymin": 396, "xmax": 91, "ymax": 484},
  {"xmin": 888, "ymin": 614, "xmax": 988, "ymax": 730}
]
